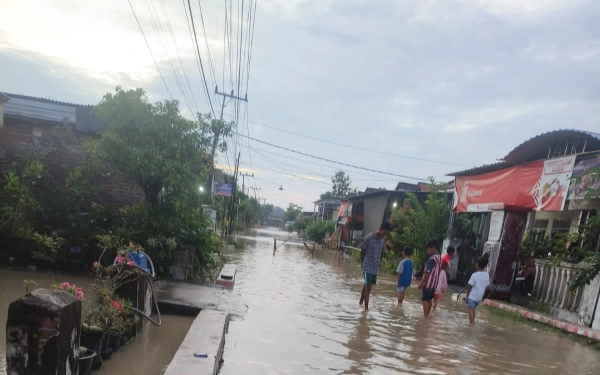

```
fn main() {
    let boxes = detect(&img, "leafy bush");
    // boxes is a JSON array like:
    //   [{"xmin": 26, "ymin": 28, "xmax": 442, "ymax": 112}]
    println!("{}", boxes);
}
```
[
  {"xmin": 388, "ymin": 181, "xmax": 451, "ymax": 272},
  {"xmin": 306, "ymin": 220, "xmax": 336, "ymax": 243}
]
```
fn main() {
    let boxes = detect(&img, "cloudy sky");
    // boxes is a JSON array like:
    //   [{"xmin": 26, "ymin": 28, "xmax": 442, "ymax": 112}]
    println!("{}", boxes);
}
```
[{"xmin": 2, "ymin": 0, "xmax": 599, "ymax": 210}]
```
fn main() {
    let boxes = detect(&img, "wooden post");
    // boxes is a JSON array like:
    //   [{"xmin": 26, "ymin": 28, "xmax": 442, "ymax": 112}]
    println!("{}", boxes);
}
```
[
  {"xmin": 312, "ymin": 243, "xmax": 316, "ymax": 258},
  {"xmin": 273, "ymin": 238, "xmax": 276, "ymax": 256}
]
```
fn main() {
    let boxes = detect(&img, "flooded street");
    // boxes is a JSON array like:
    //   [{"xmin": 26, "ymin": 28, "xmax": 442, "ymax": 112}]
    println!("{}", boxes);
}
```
[{"xmin": 221, "ymin": 228, "xmax": 600, "ymax": 375}]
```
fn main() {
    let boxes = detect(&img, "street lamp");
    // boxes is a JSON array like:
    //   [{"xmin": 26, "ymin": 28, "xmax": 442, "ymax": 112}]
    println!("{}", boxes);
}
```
[
  {"xmin": 279, "ymin": 185, "xmax": 284, "ymax": 191},
  {"xmin": 392, "ymin": 202, "xmax": 397, "ymax": 208},
  {"xmin": 199, "ymin": 186, "xmax": 205, "ymax": 193}
]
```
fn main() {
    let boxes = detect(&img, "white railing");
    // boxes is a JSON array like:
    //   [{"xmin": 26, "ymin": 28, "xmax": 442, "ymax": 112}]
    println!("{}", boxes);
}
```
[{"xmin": 532, "ymin": 260, "xmax": 584, "ymax": 312}]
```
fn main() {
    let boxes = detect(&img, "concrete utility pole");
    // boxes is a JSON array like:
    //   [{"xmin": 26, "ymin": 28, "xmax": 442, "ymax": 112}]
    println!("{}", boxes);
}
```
[
  {"xmin": 240, "ymin": 172, "xmax": 254, "ymax": 194},
  {"xmin": 208, "ymin": 86, "xmax": 248, "ymax": 195},
  {"xmin": 250, "ymin": 187, "xmax": 261, "ymax": 199}
]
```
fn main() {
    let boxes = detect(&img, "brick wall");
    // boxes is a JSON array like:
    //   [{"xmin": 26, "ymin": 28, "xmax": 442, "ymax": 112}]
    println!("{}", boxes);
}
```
[{"xmin": 0, "ymin": 119, "xmax": 145, "ymax": 208}]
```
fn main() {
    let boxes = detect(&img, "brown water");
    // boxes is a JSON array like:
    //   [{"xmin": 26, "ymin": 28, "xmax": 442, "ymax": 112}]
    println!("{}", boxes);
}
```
[
  {"xmin": 221, "ymin": 228, "xmax": 600, "ymax": 375},
  {"xmin": 0, "ymin": 269, "xmax": 193, "ymax": 375}
]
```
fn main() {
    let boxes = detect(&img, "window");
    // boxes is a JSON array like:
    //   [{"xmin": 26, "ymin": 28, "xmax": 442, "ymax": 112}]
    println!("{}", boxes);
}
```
[
  {"xmin": 533, "ymin": 219, "xmax": 549, "ymax": 230},
  {"xmin": 551, "ymin": 219, "xmax": 571, "ymax": 237}
]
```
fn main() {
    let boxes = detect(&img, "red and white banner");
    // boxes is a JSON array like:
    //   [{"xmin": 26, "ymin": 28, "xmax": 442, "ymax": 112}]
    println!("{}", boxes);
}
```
[{"xmin": 453, "ymin": 156, "xmax": 576, "ymax": 212}]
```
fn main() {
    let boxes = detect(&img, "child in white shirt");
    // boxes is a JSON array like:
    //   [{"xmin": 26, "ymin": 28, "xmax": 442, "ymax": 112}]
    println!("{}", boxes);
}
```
[{"xmin": 465, "ymin": 256, "xmax": 490, "ymax": 324}]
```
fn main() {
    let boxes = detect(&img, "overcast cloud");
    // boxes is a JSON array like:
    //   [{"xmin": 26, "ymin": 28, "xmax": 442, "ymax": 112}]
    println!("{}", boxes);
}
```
[{"xmin": 1, "ymin": 0, "xmax": 599, "ymax": 209}]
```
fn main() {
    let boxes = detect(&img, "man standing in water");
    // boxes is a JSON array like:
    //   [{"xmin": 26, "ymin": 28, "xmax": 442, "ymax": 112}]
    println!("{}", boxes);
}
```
[{"xmin": 359, "ymin": 221, "xmax": 392, "ymax": 310}]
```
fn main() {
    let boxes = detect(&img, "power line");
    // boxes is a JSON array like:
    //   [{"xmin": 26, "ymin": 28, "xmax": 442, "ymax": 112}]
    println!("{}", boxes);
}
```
[
  {"xmin": 127, "ymin": 0, "xmax": 173, "ymax": 99},
  {"xmin": 185, "ymin": 0, "xmax": 217, "ymax": 117},
  {"xmin": 235, "ymin": 116, "xmax": 472, "ymax": 167},
  {"xmin": 196, "ymin": 0, "xmax": 218, "ymax": 88},
  {"xmin": 235, "ymin": 132, "xmax": 427, "ymax": 181}
]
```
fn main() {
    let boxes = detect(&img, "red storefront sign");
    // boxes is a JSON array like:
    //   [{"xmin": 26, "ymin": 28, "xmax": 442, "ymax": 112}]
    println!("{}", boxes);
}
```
[{"xmin": 453, "ymin": 156, "xmax": 576, "ymax": 213}]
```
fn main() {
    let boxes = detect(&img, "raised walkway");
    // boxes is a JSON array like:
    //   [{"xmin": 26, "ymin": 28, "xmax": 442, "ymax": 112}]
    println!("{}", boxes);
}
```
[
  {"xmin": 483, "ymin": 299, "xmax": 600, "ymax": 340},
  {"xmin": 156, "ymin": 275, "xmax": 247, "ymax": 374}
]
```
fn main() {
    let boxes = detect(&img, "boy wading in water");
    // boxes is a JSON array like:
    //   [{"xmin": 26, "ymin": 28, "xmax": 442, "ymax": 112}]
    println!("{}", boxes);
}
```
[
  {"xmin": 418, "ymin": 238, "xmax": 442, "ymax": 317},
  {"xmin": 396, "ymin": 247, "xmax": 414, "ymax": 305},
  {"xmin": 465, "ymin": 257, "xmax": 490, "ymax": 324},
  {"xmin": 359, "ymin": 221, "xmax": 392, "ymax": 310}
]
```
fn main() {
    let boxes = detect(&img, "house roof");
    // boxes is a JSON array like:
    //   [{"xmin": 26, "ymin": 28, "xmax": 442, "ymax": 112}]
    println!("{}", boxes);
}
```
[
  {"xmin": 313, "ymin": 198, "xmax": 342, "ymax": 205},
  {"xmin": 394, "ymin": 182, "xmax": 419, "ymax": 191},
  {"xmin": 1, "ymin": 92, "xmax": 106, "ymax": 134},
  {"xmin": 448, "ymin": 129, "xmax": 600, "ymax": 177},
  {"xmin": 347, "ymin": 189, "xmax": 452, "ymax": 203}
]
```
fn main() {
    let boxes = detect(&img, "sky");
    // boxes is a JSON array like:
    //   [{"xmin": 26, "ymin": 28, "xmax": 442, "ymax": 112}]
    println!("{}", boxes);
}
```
[{"xmin": 1, "ymin": 0, "xmax": 600, "ymax": 210}]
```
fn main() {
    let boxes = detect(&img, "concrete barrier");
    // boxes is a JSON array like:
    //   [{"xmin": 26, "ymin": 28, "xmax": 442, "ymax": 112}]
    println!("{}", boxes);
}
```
[
  {"xmin": 164, "ymin": 309, "xmax": 230, "ymax": 375},
  {"xmin": 216, "ymin": 264, "xmax": 237, "ymax": 289}
]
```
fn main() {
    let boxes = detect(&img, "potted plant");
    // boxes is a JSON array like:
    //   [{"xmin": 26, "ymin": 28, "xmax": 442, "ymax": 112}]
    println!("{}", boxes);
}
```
[{"xmin": 78, "ymin": 346, "xmax": 97, "ymax": 375}]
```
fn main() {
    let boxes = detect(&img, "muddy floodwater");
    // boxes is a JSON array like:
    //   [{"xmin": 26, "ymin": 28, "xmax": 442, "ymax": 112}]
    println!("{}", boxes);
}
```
[
  {"xmin": 2, "ymin": 227, "xmax": 600, "ymax": 375},
  {"xmin": 221, "ymin": 228, "xmax": 600, "ymax": 375},
  {"xmin": 0, "ymin": 269, "xmax": 192, "ymax": 375}
]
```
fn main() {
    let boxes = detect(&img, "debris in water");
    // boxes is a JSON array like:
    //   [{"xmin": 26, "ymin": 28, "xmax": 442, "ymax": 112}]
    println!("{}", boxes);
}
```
[{"xmin": 194, "ymin": 353, "xmax": 208, "ymax": 358}]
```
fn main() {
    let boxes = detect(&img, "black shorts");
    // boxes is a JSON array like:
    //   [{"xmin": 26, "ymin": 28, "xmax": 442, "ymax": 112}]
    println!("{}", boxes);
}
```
[{"xmin": 422, "ymin": 288, "xmax": 435, "ymax": 302}]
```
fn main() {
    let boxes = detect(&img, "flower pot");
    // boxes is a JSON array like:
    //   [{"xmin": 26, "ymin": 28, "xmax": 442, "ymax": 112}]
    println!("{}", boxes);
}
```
[
  {"xmin": 80, "ymin": 330, "xmax": 104, "ymax": 369},
  {"xmin": 101, "ymin": 347, "xmax": 114, "ymax": 360},
  {"xmin": 108, "ymin": 331, "xmax": 122, "ymax": 352},
  {"xmin": 79, "ymin": 349, "xmax": 97, "ymax": 375}
]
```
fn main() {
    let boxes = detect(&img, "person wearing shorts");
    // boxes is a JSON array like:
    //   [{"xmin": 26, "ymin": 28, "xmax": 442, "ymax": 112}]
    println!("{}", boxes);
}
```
[
  {"xmin": 396, "ymin": 247, "xmax": 413, "ymax": 305},
  {"xmin": 359, "ymin": 221, "xmax": 392, "ymax": 311},
  {"xmin": 418, "ymin": 238, "xmax": 442, "ymax": 318},
  {"xmin": 465, "ymin": 257, "xmax": 490, "ymax": 324}
]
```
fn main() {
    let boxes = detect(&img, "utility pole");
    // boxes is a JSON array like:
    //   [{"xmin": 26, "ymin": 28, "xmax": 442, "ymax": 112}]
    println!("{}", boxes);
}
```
[
  {"xmin": 240, "ymin": 172, "xmax": 254, "ymax": 195},
  {"xmin": 208, "ymin": 86, "xmax": 248, "ymax": 195},
  {"xmin": 227, "ymin": 152, "xmax": 241, "ymax": 236},
  {"xmin": 259, "ymin": 197, "xmax": 267, "ymax": 225},
  {"xmin": 250, "ymin": 187, "xmax": 261, "ymax": 199}
]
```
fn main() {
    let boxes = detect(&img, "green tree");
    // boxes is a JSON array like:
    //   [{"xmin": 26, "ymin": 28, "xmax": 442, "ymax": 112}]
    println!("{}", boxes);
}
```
[
  {"xmin": 331, "ymin": 171, "xmax": 357, "ymax": 198},
  {"xmin": 306, "ymin": 220, "xmax": 336, "ymax": 243},
  {"xmin": 92, "ymin": 87, "xmax": 212, "ymax": 208},
  {"xmin": 319, "ymin": 191, "xmax": 334, "ymax": 200},
  {"xmin": 261, "ymin": 204, "xmax": 274, "ymax": 225},
  {"xmin": 283, "ymin": 203, "xmax": 302, "ymax": 224},
  {"xmin": 387, "ymin": 180, "xmax": 451, "ymax": 272}
]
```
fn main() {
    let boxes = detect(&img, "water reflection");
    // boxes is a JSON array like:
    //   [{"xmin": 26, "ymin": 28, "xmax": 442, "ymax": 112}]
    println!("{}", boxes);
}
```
[{"xmin": 221, "ymin": 228, "xmax": 600, "ymax": 375}]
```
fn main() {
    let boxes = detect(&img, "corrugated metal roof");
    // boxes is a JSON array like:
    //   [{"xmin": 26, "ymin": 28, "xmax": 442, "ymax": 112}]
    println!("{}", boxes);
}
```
[
  {"xmin": 447, "ymin": 161, "xmax": 511, "ymax": 177},
  {"xmin": 448, "ymin": 129, "xmax": 600, "ymax": 177},
  {"xmin": 2, "ymin": 92, "xmax": 106, "ymax": 134},
  {"xmin": 502, "ymin": 129, "xmax": 600, "ymax": 164}
]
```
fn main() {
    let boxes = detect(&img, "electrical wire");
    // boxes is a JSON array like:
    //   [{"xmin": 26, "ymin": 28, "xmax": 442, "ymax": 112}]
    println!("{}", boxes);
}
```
[
  {"xmin": 234, "ymin": 132, "xmax": 427, "ymax": 180},
  {"xmin": 196, "ymin": 0, "xmax": 218, "ymax": 89},
  {"xmin": 127, "ymin": 0, "xmax": 173, "ymax": 99},
  {"xmin": 185, "ymin": 0, "xmax": 217, "ymax": 117},
  {"xmin": 237, "ymin": 116, "xmax": 473, "ymax": 167}
]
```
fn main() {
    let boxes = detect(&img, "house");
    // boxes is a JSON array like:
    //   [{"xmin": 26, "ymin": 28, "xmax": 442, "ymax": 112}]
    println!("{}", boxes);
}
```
[
  {"xmin": 313, "ymin": 198, "xmax": 342, "ymax": 221},
  {"xmin": 447, "ymin": 129, "xmax": 600, "ymax": 330},
  {"xmin": 0, "ymin": 92, "xmax": 144, "ymax": 207},
  {"xmin": 344, "ymin": 189, "xmax": 453, "ymax": 246}
]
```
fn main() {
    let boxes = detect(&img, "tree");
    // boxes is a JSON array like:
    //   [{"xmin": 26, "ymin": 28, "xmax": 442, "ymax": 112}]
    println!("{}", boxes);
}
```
[
  {"xmin": 92, "ymin": 87, "xmax": 210, "ymax": 208},
  {"xmin": 387, "ymin": 180, "xmax": 451, "ymax": 271},
  {"xmin": 331, "ymin": 171, "xmax": 357, "ymax": 199},
  {"xmin": 319, "ymin": 191, "xmax": 334, "ymax": 200},
  {"xmin": 306, "ymin": 220, "xmax": 336, "ymax": 243},
  {"xmin": 261, "ymin": 204, "xmax": 274, "ymax": 225},
  {"xmin": 283, "ymin": 203, "xmax": 302, "ymax": 224}
]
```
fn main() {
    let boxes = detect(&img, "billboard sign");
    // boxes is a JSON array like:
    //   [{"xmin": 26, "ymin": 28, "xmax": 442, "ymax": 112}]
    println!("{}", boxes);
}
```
[{"xmin": 216, "ymin": 183, "xmax": 233, "ymax": 197}]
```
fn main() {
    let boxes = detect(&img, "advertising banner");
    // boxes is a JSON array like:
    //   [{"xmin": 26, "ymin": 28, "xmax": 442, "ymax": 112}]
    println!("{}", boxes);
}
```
[
  {"xmin": 216, "ymin": 183, "xmax": 233, "ymax": 197},
  {"xmin": 568, "ymin": 154, "xmax": 600, "ymax": 199},
  {"xmin": 453, "ymin": 155, "xmax": 576, "ymax": 212}
]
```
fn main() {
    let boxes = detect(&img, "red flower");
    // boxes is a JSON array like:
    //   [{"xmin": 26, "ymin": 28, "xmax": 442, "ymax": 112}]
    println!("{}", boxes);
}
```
[
  {"xmin": 116, "ymin": 256, "xmax": 124, "ymax": 264},
  {"xmin": 112, "ymin": 300, "xmax": 123, "ymax": 313},
  {"xmin": 92, "ymin": 261, "xmax": 99, "ymax": 268},
  {"xmin": 127, "ymin": 260, "xmax": 135, "ymax": 267}
]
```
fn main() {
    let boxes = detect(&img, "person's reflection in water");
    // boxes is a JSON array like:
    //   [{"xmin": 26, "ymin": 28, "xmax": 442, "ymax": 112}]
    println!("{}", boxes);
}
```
[{"xmin": 341, "ymin": 313, "xmax": 372, "ymax": 375}]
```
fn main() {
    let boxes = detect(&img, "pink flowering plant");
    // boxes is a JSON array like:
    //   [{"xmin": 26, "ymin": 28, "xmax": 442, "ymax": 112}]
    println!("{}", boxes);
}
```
[{"xmin": 51, "ymin": 282, "xmax": 84, "ymax": 300}]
